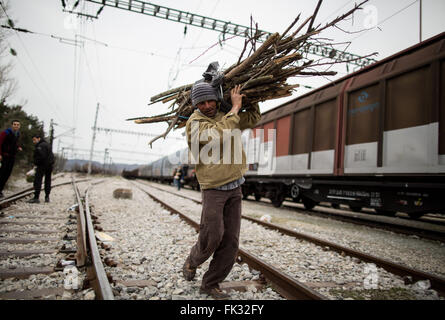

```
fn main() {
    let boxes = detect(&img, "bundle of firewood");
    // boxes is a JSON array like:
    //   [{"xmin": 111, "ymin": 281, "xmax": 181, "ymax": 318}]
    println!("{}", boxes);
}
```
[{"xmin": 128, "ymin": 0, "xmax": 376, "ymax": 146}]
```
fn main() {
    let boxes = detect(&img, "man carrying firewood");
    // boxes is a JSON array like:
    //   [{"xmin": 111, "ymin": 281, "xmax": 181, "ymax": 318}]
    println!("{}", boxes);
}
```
[{"xmin": 182, "ymin": 81, "xmax": 261, "ymax": 299}]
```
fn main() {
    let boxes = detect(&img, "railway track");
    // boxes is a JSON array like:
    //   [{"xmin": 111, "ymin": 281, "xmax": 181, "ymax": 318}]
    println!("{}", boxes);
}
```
[
  {"xmin": 130, "ymin": 180, "xmax": 326, "ymax": 300},
  {"xmin": 136, "ymin": 179, "xmax": 445, "ymax": 298},
  {"xmin": 0, "ymin": 176, "xmax": 89, "ymax": 209},
  {"xmin": 149, "ymin": 180, "xmax": 445, "ymax": 243},
  {"xmin": 73, "ymin": 178, "xmax": 114, "ymax": 300},
  {"xmin": 273, "ymin": 200, "xmax": 445, "ymax": 243},
  {"xmin": 419, "ymin": 214, "xmax": 445, "ymax": 226},
  {"xmin": 0, "ymin": 176, "xmax": 114, "ymax": 300},
  {"xmin": 3, "ymin": 175, "xmax": 442, "ymax": 300}
]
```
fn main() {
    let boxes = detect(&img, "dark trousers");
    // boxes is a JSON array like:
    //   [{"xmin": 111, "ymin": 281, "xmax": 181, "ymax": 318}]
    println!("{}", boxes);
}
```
[
  {"xmin": 174, "ymin": 178, "xmax": 181, "ymax": 190},
  {"xmin": 34, "ymin": 165, "xmax": 52, "ymax": 198},
  {"xmin": 0, "ymin": 157, "xmax": 15, "ymax": 192},
  {"xmin": 188, "ymin": 187, "xmax": 242, "ymax": 290}
]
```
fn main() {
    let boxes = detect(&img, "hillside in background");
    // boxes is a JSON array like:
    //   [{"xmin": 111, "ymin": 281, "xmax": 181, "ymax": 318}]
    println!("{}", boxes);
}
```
[{"xmin": 62, "ymin": 159, "xmax": 142, "ymax": 174}]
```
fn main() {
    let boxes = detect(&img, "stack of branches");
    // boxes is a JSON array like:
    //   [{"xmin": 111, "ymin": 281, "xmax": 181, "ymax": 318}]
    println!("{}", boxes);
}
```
[{"xmin": 129, "ymin": 0, "xmax": 376, "ymax": 147}]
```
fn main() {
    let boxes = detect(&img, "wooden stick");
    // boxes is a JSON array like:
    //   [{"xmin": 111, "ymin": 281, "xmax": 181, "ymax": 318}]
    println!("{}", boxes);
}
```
[
  {"xmin": 134, "ymin": 115, "xmax": 176, "ymax": 124},
  {"xmin": 279, "ymin": 13, "xmax": 301, "ymax": 41},
  {"xmin": 150, "ymin": 83, "xmax": 192, "ymax": 102},
  {"xmin": 307, "ymin": 0, "xmax": 323, "ymax": 33},
  {"xmin": 225, "ymin": 32, "xmax": 280, "ymax": 81},
  {"xmin": 161, "ymin": 94, "xmax": 179, "ymax": 104}
]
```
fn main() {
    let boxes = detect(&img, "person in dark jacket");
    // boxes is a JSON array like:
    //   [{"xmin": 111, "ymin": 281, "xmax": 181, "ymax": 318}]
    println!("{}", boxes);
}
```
[
  {"xmin": 28, "ymin": 134, "xmax": 54, "ymax": 203},
  {"xmin": 0, "ymin": 120, "xmax": 22, "ymax": 198}
]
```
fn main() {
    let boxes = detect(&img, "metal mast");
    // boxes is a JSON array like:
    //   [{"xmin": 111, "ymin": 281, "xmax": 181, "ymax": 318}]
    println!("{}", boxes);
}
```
[
  {"xmin": 75, "ymin": 0, "xmax": 377, "ymax": 68},
  {"xmin": 88, "ymin": 102, "xmax": 100, "ymax": 175}
]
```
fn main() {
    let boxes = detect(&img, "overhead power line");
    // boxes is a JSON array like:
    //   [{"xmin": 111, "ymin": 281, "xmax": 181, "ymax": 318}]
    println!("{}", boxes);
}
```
[
  {"xmin": 61, "ymin": 146, "xmax": 164, "ymax": 157},
  {"xmin": 0, "ymin": 2, "xmax": 69, "ymax": 124},
  {"xmin": 94, "ymin": 126, "xmax": 184, "ymax": 141},
  {"xmin": 85, "ymin": 0, "xmax": 271, "ymax": 41},
  {"xmin": 81, "ymin": 0, "xmax": 377, "ymax": 68},
  {"xmin": 350, "ymin": 0, "xmax": 420, "ymax": 42},
  {"xmin": 0, "ymin": 24, "xmax": 178, "ymax": 60}
]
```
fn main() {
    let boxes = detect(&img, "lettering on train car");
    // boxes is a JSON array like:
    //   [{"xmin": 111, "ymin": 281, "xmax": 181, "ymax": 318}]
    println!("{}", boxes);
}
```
[
  {"xmin": 358, "ymin": 91, "xmax": 369, "ymax": 103},
  {"xmin": 397, "ymin": 191, "xmax": 430, "ymax": 198},
  {"xmin": 349, "ymin": 90, "xmax": 380, "ymax": 116},
  {"xmin": 328, "ymin": 189, "xmax": 376, "ymax": 198},
  {"xmin": 349, "ymin": 102, "xmax": 380, "ymax": 115},
  {"xmin": 354, "ymin": 149, "xmax": 367, "ymax": 161},
  {"xmin": 369, "ymin": 197, "xmax": 382, "ymax": 207}
]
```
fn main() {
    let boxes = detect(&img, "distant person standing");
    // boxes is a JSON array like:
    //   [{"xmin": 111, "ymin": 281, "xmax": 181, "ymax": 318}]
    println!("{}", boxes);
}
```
[
  {"xmin": 174, "ymin": 167, "xmax": 182, "ymax": 191},
  {"xmin": 0, "ymin": 120, "xmax": 22, "ymax": 198},
  {"xmin": 28, "ymin": 135, "xmax": 54, "ymax": 203}
]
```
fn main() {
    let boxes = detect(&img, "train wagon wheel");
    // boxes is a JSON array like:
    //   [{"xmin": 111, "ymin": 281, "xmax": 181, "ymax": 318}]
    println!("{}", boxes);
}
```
[
  {"xmin": 302, "ymin": 197, "xmax": 317, "ymax": 210},
  {"xmin": 349, "ymin": 205, "xmax": 362, "ymax": 212},
  {"xmin": 331, "ymin": 203, "xmax": 340, "ymax": 209},
  {"xmin": 375, "ymin": 209, "xmax": 397, "ymax": 216},
  {"xmin": 408, "ymin": 212, "xmax": 424, "ymax": 219},
  {"xmin": 272, "ymin": 199, "xmax": 283, "ymax": 207},
  {"xmin": 255, "ymin": 194, "xmax": 261, "ymax": 201},
  {"xmin": 271, "ymin": 194, "xmax": 285, "ymax": 208}
]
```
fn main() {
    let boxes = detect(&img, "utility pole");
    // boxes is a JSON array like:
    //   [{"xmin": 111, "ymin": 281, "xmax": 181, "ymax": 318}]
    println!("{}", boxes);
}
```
[
  {"xmin": 88, "ymin": 103, "xmax": 100, "ymax": 175},
  {"xmin": 103, "ymin": 148, "xmax": 109, "ymax": 174},
  {"xmin": 419, "ymin": 0, "xmax": 422, "ymax": 43},
  {"xmin": 49, "ymin": 119, "xmax": 54, "ymax": 149},
  {"xmin": 94, "ymin": 126, "xmax": 183, "ymax": 141}
]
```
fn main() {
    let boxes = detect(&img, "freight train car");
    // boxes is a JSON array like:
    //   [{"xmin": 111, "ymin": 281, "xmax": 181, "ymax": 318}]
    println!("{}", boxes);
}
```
[
  {"xmin": 241, "ymin": 32, "xmax": 445, "ymax": 218},
  {"xmin": 127, "ymin": 148, "xmax": 200, "ymax": 189}
]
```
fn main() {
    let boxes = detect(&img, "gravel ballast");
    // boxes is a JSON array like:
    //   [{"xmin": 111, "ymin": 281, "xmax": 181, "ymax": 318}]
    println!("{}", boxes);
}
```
[
  {"xmin": 140, "ymin": 180, "xmax": 444, "ymax": 300},
  {"xmin": 1, "ymin": 175, "xmax": 443, "ymax": 300}
]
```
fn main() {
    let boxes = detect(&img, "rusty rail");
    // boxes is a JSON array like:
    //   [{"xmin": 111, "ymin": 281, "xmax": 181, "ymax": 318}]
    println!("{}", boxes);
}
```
[
  {"xmin": 132, "ymin": 181, "xmax": 325, "ymax": 300},
  {"xmin": 142, "ymin": 180, "xmax": 445, "ymax": 242},
  {"xmin": 72, "ymin": 177, "xmax": 88, "ymax": 267},
  {"xmin": 278, "ymin": 201, "xmax": 445, "ymax": 243},
  {"xmin": 0, "ymin": 173, "xmax": 65, "ymax": 203},
  {"xmin": 0, "ymin": 178, "xmax": 90, "ymax": 209},
  {"xmin": 83, "ymin": 185, "xmax": 114, "ymax": 300},
  {"xmin": 241, "ymin": 215, "xmax": 445, "ymax": 296},
  {"xmin": 71, "ymin": 178, "xmax": 113, "ymax": 300},
  {"xmin": 0, "ymin": 177, "xmax": 91, "ymax": 268}
]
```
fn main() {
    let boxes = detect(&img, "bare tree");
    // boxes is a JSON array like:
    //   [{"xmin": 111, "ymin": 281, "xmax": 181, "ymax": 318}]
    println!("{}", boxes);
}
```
[{"xmin": 0, "ymin": 0, "xmax": 18, "ymax": 102}]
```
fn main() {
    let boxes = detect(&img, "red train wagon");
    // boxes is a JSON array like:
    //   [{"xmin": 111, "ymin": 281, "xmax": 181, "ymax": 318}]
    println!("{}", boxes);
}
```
[{"xmin": 243, "ymin": 32, "xmax": 445, "ymax": 218}]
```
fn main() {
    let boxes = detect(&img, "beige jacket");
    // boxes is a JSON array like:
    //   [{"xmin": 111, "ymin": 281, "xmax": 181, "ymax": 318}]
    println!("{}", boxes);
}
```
[{"xmin": 186, "ymin": 103, "xmax": 261, "ymax": 190}]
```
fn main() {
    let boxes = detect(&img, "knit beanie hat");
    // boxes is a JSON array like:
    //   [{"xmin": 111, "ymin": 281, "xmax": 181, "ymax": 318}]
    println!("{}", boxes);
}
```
[{"xmin": 191, "ymin": 82, "xmax": 218, "ymax": 107}]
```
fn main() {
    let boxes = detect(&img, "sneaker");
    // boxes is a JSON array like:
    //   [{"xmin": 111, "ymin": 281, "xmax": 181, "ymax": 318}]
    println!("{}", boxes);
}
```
[
  {"xmin": 27, "ymin": 198, "xmax": 40, "ymax": 204},
  {"xmin": 182, "ymin": 258, "xmax": 196, "ymax": 281},
  {"xmin": 45, "ymin": 196, "xmax": 50, "ymax": 203},
  {"xmin": 199, "ymin": 287, "xmax": 230, "ymax": 300}
]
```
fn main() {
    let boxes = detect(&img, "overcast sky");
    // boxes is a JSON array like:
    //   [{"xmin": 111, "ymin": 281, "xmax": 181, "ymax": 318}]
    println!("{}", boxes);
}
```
[{"xmin": 2, "ymin": 0, "xmax": 445, "ymax": 166}]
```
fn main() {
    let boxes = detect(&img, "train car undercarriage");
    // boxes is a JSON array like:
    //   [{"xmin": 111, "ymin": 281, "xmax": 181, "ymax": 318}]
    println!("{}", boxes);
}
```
[{"xmin": 241, "ymin": 175, "xmax": 445, "ymax": 218}]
